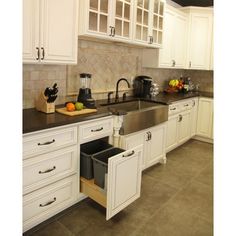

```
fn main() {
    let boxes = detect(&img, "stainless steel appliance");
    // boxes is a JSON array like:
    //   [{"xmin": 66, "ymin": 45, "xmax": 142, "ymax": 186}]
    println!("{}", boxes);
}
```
[
  {"xmin": 77, "ymin": 73, "xmax": 96, "ymax": 108},
  {"xmin": 133, "ymin": 75, "xmax": 153, "ymax": 98}
]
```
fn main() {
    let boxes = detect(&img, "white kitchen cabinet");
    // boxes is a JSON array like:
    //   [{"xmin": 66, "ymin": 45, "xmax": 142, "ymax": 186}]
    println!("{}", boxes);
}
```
[
  {"xmin": 23, "ymin": 124, "xmax": 79, "ymax": 232},
  {"xmin": 78, "ymin": 0, "xmax": 134, "ymax": 43},
  {"xmin": 80, "ymin": 145, "xmax": 143, "ymax": 220},
  {"xmin": 182, "ymin": 7, "xmax": 213, "ymax": 70},
  {"xmin": 120, "ymin": 123, "xmax": 167, "ymax": 170},
  {"xmin": 142, "ymin": 5, "xmax": 187, "ymax": 68},
  {"xmin": 190, "ymin": 98, "xmax": 198, "ymax": 137},
  {"xmin": 166, "ymin": 98, "xmax": 196, "ymax": 152},
  {"xmin": 133, "ymin": 0, "xmax": 165, "ymax": 47},
  {"xmin": 23, "ymin": 0, "xmax": 78, "ymax": 64},
  {"xmin": 196, "ymin": 97, "xmax": 213, "ymax": 140}
]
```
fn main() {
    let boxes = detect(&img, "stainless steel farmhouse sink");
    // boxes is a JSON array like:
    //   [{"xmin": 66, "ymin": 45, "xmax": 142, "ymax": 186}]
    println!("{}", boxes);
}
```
[{"xmin": 100, "ymin": 100, "xmax": 168, "ymax": 135}]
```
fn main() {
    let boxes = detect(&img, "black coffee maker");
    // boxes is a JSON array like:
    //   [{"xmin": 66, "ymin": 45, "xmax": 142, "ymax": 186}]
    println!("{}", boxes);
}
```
[
  {"xmin": 133, "ymin": 75, "xmax": 153, "ymax": 98},
  {"xmin": 77, "ymin": 73, "xmax": 96, "ymax": 108}
]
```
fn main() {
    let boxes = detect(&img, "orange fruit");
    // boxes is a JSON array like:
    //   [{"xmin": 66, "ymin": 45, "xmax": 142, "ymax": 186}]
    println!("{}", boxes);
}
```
[{"xmin": 66, "ymin": 102, "xmax": 75, "ymax": 112}]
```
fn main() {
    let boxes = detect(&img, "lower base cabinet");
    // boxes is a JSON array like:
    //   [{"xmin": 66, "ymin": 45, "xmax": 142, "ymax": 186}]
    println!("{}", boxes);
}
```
[
  {"xmin": 120, "ymin": 123, "xmax": 167, "ymax": 170},
  {"xmin": 196, "ymin": 97, "xmax": 213, "ymax": 140},
  {"xmin": 80, "ymin": 145, "xmax": 143, "ymax": 220},
  {"xmin": 23, "ymin": 175, "xmax": 77, "ymax": 232}
]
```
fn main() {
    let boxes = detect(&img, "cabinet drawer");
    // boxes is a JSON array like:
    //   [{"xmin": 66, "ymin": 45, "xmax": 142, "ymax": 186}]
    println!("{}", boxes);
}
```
[
  {"xmin": 23, "ymin": 125, "xmax": 77, "ymax": 159},
  {"xmin": 79, "ymin": 117, "xmax": 113, "ymax": 144},
  {"xmin": 180, "ymin": 100, "xmax": 193, "ymax": 111},
  {"xmin": 23, "ymin": 175, "xmax": 77, "ymax": 232},
  {"xmin": 23, "ymin": 146, "xmax": 78, "ymax": 195},
  {"xmin": 169, "ymin": 104, "xmax": 180, "ymax": 115}
]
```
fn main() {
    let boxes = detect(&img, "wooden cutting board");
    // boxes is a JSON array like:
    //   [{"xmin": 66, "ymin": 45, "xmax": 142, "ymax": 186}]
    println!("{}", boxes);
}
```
[{"xmin": 56, "ymin": 107, "xmax": 97, "ymax": 116}]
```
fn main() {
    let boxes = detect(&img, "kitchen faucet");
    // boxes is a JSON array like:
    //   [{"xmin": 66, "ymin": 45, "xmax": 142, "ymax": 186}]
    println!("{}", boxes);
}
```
[{"xmin": 115, "ymin": 78, "xmax": 131, "ymax": 102}]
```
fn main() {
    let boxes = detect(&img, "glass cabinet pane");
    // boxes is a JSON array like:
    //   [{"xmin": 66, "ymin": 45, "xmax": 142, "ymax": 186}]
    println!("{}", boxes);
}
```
[
  {"xmin": 100, "ymin": 14, "xmax": 107, "ymax": 33},
  {"xmin": 160, "ymin": 1, "xmax": 164, "ymax": 16},
  {"xmin": 153, "ymin": 15, "xmax": 158, "ymax": 28},
  {"xmin": 144, "ymin": 0, "xmax": 149, "ymax": 10},
  {"xmin": 154, "ymin": 0, "xmax": 159, "ymax": 14},
  {"xmin": 137, "ymin": 8, "xmax": 142, "ymax": 24},
  {"xmin": 89, "ymin": 12, "xmax": 98, "ymax": 31},
  {"xmin": 143, "ymin": 27, "xmax": 148, "ymax": 41},
  {"xmin": 124, "ymin": 4, "xmax": 130, "ymax": 20},
  {"xmin": 159, "ymin": 17, "xmax": 163, "ymax": 30},
  {"xmin": 116, "ymin": 1, "xmax": 123, "ymax": 18},
  {"xmin": 100, "ymin": 0, "xmax": 108, "ymax": 13},
  {"xmin": 124, "ymin": 21, "xmax": 129, "ymax": 37},
  {"xmin": 90, "ymin": 0, "xmax": 98, "ymax": 11},
  {"xmin": 153, "ymin": 29, "xmax": 157, "ymax": 43},
  {"xmin": 143, "ymin": 11, "xmax": 148, "ymax": 26},
  {"xmin": 115, "ymin": 19, "xmax": 122, "ymax": 36},
  {"xmin": 158, "ymin": 31, "xmax": 162, "ymax": 44},
  {"xmin": 136, "ymin": 25, "xmax": 142, "ymax": 40},
  {"xmin": 137, "ymin": 0, "xmax": 143, "ymax": 8}
]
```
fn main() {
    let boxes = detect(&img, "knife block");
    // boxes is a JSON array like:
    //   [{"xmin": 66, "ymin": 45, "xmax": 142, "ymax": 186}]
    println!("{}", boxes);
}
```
[{"xmin": 35, "ymin": 91, "xmax": 55, "ymax": 114}]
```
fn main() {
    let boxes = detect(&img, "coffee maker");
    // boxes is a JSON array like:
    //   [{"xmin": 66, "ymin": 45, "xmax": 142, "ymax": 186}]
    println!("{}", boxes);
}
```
[
  {"xmin": 133, "ymin": 75, "xmax": 153, "ymax": 98},
  {"xmin": 77, "ymin": 73, "xmax": 96, "ymax": 108}
]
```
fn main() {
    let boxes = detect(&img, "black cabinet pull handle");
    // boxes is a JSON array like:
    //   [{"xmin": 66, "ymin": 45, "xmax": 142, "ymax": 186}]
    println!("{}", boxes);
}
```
[
  {"xmin": 123, "ymin": 150, "xmax": 135, "ymax": 157},
  {"xmin": 91, "ymin": 127, "xmax": 103, "ymax": 132},
  {"xmin": 109, "ymin": 26, "xmax": 113, "ymax": 36},
  {"xmin": 146, "ymin": 132, "xmax": 150, "ymax": 141},
  {"xmin": 112, "ymin": 27, "xmax": 115, "ymax": 37},
  {"xmin": 41, "ymin": 47, "xmax": 45, "ymax": 60},
  {"xmin": 178, "ymin": 114, "xmax": 183, "ymax": 122},
  {"xmin": 148, "ymin": 36, "xmax": 152, "ymax": 44},
  {"xmin": 36, "ymin": 47, "xmax": 40, "ymax": 60},
  {"xmin": 39, "ymin": 197, "xmax": 56, "ymax": 207},
  {"xmin": 170, "ymin": 108, "xmax": 176, "ymax": 110},
  {"xmin": 184, "ymin": 104, "xmax": 189, "ymax": 107},
  {"xmin": 149, "ymin": 132, "xmax": 152, "ymax": 140},
  {"xmin": 39, "ymin": 166, "xmax": 56, "ymax": 174},
  {"xmin": 38, "ymin": 139, "xmax": 55, "ymax": 146}
]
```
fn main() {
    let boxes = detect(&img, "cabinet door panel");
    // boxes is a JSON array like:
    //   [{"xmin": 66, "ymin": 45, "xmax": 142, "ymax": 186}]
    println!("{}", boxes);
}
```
[
  {"xmin": 23, "ymin": 0, "xmax": 40, "ymax": 63},
  {"xmin": 106, "ymin": 145, "xmax": 142, "ymax": 220},
  {"xmin": 188, "ymin": 13, "xmax": 212, "ymax": 69},
  {"xmin": 146, "ymin": 124, "xmax": 166, "ymax": 168},
  {"xmin": 196, "ymin": 98, "xmax": 213, "ymax": 138},
  {"xmin": 166, "ymin": 115, "xmax": 179, "ymax": 152},
  {"xmin": 41, "ymin": 0, "xmax": 78, "ymax": 64},
  {"xmin": 173, "ymin": 14, "xmax": 187, "ymax": 68},
  {"xmin": 178, "ymin": 111, "xmax": 191, "ymax": 144}
]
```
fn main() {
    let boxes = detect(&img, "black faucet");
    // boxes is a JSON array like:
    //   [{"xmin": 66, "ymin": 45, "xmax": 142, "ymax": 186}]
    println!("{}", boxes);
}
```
[{"xmin": 115, "ymin": 78, "xmax": 131, "ymax": 102}]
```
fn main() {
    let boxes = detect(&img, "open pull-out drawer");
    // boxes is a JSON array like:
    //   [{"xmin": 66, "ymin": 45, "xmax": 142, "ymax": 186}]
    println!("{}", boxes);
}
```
[{"xmin": 80, "ymin": 145, "xmax": 143, "ymax": 220}]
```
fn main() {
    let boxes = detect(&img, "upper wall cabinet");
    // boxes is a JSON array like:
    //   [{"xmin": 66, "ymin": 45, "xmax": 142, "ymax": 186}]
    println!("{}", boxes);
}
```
[
  {"xmin": 142, "ymin": 4, "xmax": 187, "ymax": 68},
  {"xmin": 182, "ymin": 7, "xmax": 213, "ymax": 70},
  {"xmin": 23, "ymin": 0, "xmax": 78, "ymax": 64},
  {"xmin": 133, "ymin": 0, "xmax": 165, "ymax": 47},
  {"xmin": 78, "ymin": 0, "xmax": 134, "ymax": 43}
]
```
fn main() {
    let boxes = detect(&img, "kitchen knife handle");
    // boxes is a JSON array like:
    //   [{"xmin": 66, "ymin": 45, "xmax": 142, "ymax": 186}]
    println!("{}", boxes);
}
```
[
  {"xmin": 41, "ymin": 47, "xmax": 45, "ymax": 60},
  {"xmin": 38, "ymin": 139, "xmax": 55, "ymax": 146},
  {"xmin": 39, "ymin": 197, "xmax": 56, "ymax": 207},
  {"xmin": 36, "ymin": 47, "xmax": 40, "ymax": 60}
]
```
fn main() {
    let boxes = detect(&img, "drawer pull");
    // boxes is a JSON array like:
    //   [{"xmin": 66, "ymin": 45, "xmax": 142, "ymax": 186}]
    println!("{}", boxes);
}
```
[
  {"xmin": 184, "ymin": 104, "xmax": 189, "ymax": 107},
  {"xmin": 91, "ymin": 127, "xmax": 103, "ymax": 132},
  {"xmin": 39, "ymin": 197, "xmax": 56, "ymax": 207},
  {"xmin": 38, "ymin": 139, "xmax": 55, "ymax": 146},
  {"xmin": 39, "ymin": 166, "xmax": 56, "ymax": 174},
  {"xmin": 170, "ymin": 108, "xmax": 176, "ymax": 110},
  {"xmin": 122, "ymin": 150, "xmax": 135, "ymax": 157}
]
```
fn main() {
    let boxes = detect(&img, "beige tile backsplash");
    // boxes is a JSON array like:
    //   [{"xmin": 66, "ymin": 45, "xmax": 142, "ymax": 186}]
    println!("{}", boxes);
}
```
[{"xmin": 23, "ymin": 39, "xmax": 213, "ymax": 109}]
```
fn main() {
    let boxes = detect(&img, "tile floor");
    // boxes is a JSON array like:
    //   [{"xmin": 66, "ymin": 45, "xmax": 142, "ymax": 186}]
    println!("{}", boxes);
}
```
[{"xmin": 24, "ymin": 139, "xmax": 213, "ymax": 236}]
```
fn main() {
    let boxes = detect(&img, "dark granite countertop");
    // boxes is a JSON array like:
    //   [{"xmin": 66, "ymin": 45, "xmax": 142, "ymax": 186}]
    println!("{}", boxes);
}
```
[{"xmin": 23, "ymin": 91, "xmax": 213, "ymax": 134}]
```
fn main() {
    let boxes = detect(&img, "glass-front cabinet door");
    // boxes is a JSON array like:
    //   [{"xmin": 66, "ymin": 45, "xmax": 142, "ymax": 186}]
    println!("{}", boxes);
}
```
[
  {"xmin": 151, "ymin": 0, "xmax": 164, "ymax": 46},
  {"xmin": 112, "ymin": 0, "xmax": 133, "ymax": 41},
  {"xmin": 134, "ymin": 0, "xmax": 151, "ymax": 44},
  {"xmin": 87, "ymin": 0, "xmax": 111, "ymax": 36}
]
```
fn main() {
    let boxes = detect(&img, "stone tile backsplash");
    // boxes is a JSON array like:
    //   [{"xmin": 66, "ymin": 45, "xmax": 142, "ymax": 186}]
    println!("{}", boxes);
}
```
[{"xmin": 23, "ymin": 39, "xmax": 213, "ymax": 109}]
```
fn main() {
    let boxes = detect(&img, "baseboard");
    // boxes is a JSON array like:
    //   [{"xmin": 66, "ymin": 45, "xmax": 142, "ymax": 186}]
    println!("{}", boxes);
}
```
[{"xmin": 192, "ymin": 135, "xmax": 213, "ymax": 144}]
